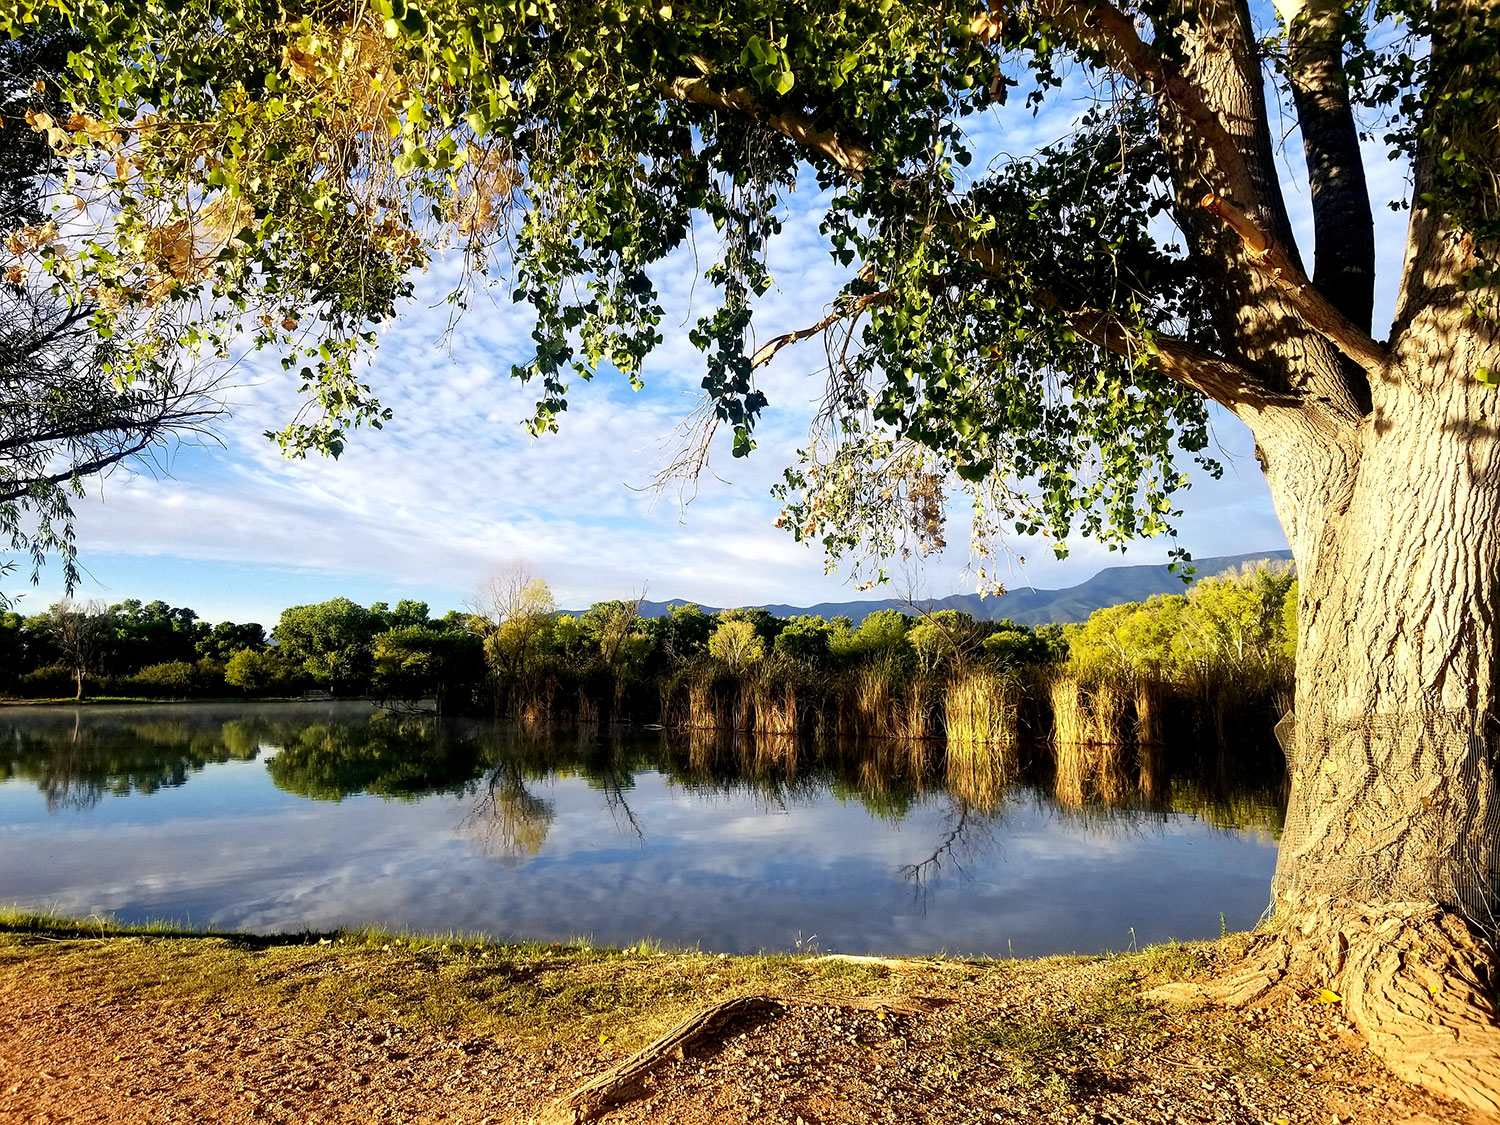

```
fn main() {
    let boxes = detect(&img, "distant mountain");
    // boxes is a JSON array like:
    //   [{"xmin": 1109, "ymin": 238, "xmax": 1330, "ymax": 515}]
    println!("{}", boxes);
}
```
[{"xmin": 632, "ymin": 549, "xmax": 1294, "ymax": 626}]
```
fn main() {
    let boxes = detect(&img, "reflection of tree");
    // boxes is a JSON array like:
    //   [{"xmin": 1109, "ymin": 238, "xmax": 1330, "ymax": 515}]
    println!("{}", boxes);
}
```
[
  {"xmin": 460, "ymin": 761, "xmax": 555, "ymax": 864},
  {"xmin": 0, "ymin": 711, "xmax": 267, "ymax": 811},
  {"xmin": 898, "ymin": 801, "xmax": 999, "ymax": 901},
  {"xmin": 1, "ymin": 708, "xmax": 1290, "ymax": 859},
  {"xmin": 265, "ymin": 716, "xmax": 487, "ymax": 801},
  {"xmin": 1037, "ymin": 740, "xmax": 1287, "ymax": 837}
]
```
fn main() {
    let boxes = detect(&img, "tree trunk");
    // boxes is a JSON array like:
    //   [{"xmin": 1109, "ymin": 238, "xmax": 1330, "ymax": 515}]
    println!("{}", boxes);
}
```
[{"xmin": 1259, "ymin": 326, "xmax": 1500, "ymax": 1109}]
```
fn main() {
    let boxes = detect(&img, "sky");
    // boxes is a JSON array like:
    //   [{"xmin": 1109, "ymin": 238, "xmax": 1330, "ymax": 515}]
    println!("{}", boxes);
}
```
[{"xmin": 11, "ymin": 24, "xmax": 1414, "ymax": 627}]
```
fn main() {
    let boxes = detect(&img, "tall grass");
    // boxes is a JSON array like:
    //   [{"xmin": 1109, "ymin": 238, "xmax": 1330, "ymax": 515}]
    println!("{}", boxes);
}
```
[
  {"xmin": 1134, "ymin": 678, "xmax": 1165, "ymax": 747},
  {"xmin": 944, "ymin": 668, "xmax": 1018, "ymax": 747},
  {"xmin": 1090, "ymin": 681, "xmax": 1129, "ymax": 745},
  {"xmin": 850, "ymin": 661, "xmax": 898, "ymax": 739},
  {"xmin": 1049, "ymin": 673, "xmax": 1090, "ymax": 746}
]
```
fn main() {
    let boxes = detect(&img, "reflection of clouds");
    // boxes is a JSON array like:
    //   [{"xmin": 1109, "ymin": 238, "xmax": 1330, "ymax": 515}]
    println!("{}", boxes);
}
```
[{"xmin": 0, "ymin": 758, "xmax": 1277, "ymax": 958}]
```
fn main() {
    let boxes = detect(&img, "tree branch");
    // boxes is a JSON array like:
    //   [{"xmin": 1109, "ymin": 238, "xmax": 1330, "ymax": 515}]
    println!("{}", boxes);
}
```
[
  {"xmin": 663, "ymin": 76, "xmax": 873, "ymax": 174},
  {"xmin": 750, "ymin": 290, "xmax": 893, "ymax": 370},
  {"xmin": 660, "ymin": 31, "xmax": 1317, "ymax": 415},
  {"xmin": 1201, "ymin": 192, "xmax": 1389, "ymax": 377},
  {"xmin": 1035, "ymin": 0, "xmax": 1261, "ymax": 207},
  {"xmin": 0, "ymin": 431, "xmax": 157, "ymax": 502},
  {"xmin": 1282, "ymin": 0, "xmax": 1376, "ymax": 332}
]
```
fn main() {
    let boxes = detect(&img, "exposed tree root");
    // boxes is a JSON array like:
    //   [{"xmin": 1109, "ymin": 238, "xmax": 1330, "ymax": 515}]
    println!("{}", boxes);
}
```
[
  {"xmin": 1149, "ymin": 905, "xmax": 1500, "ymax": 1115},
  {"xmin": 536, "ymin": 992, "xmax": 932, "ymax": 1125}
]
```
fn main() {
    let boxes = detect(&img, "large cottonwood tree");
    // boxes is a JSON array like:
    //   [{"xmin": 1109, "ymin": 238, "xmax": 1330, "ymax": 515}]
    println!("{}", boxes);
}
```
[{"xmin": 2, "ymin": 0, "xmax": 1497, "ymax": 1104}]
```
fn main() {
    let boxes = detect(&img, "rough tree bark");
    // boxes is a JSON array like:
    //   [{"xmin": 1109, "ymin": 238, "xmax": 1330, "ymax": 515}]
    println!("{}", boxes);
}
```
[
  {"xmin": 1092, "ymin": 0, "xmax": 1500, "ymax": 1108},
  {"xmin": 1260, "ymin": 358, "xmax": 1500, "ymax": 1111}
]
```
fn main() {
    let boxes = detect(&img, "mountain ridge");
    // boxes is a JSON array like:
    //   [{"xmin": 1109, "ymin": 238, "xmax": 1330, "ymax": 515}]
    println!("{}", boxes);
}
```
[{"xmin": 618, "ymin": 549, "xmax": 1294, "ymax": 626}]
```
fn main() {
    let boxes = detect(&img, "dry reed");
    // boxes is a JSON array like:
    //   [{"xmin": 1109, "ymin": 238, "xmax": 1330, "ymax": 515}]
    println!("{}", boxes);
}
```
[
  {"xmin": 1134, "ymin": 678, "xmax": 1165, "ymax": 746},
  {"xmin": 853, "ymin": 664, "xmax": 896, "ymax": 739},
  {"xmin": 943, "ymin": 669, "xmax": 1018, "ymax": 747},
  {"xmin": 1090, "ymin": 681, "xmax": 1129, "ymax": 746},
  {"xmin": 1049, "ymin": 673, "xmax": 1090, "ymax": 746}
]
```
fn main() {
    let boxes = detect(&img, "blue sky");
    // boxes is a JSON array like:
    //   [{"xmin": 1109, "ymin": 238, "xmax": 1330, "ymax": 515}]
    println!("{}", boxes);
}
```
[{"xmin": 13, "ymin": 29, "xmax": 1414, "ymax": 627}]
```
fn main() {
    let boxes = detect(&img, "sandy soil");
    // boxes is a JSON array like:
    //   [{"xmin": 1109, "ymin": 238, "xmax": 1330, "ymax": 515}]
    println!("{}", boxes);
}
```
[{"xmin": 0, "ymin": 945, "xmax": 1481, "ymax": 1125}]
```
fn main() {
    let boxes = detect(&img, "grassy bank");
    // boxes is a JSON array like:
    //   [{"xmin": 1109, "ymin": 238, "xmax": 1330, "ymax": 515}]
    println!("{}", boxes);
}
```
[
  {"xmin": 0, "ymin": 910, "xmax": 898, "ymax": 1049},
  {"xmin": 0, "ymin": 909, "xmax": 1239, "ymax": 1050},
  {"xmin": 0, "ymin": 911, "xmax": 1461, "ymax": 1124}
]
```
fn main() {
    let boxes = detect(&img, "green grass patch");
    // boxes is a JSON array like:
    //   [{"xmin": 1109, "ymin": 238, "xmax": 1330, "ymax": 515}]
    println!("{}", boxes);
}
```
[
  {"xmin": 1133, "ymin": 940, "xmax": 1212, "ymax": 981},
  {"xmin": 0, "ymin": 911, "xmax": 941, "ymax": 1051}
]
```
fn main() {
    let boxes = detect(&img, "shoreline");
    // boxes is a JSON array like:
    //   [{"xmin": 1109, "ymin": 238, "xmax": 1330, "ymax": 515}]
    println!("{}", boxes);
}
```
[{"xmin": 0, "ymin": 913, "xmax": 1466, "ymax": 1124}]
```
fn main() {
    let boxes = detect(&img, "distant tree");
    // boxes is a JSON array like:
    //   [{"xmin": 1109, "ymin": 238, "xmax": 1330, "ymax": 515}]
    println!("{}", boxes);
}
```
[
  {"xmin": 224, "ymin": 646, "xmax": 302, "ymax": 696},
  {"xmin": 384, "ymin": 599, "xmax": 431, "ymax": 630},
  {"xmin": 844, "ymin": 609, "xmax": 911, "ymax": 663},
  {"xmin": 772, "ymin": 614, "xmax": 833, "ymax": 667},
  {"xmin": 472, "ymin": 569, "xmax": 556, "ymax": 686},
  {"xmin": 195, "ymin": 620, "xmax": 267, "ymax": 665},
  {"xmin": 708, "ymin": 619, "xmax": 765, "ymax": 673},
  {"xmin": 906, "ymin": 610, "xmax": 980, "ymax": 672},
  {"xmin": 648, "ymin": 603, "xmax": 714, "ymax": 665},
  {"xmin": 109, "ymin": 598, "xmax": 204, "ymax": 673},
  {"xmin": 371, "ymin": 624, "xmax": 483, "ymax": 713},
  {"xmin": 1184, "ymin": 564, "xmax": 1296, "ymax": 675},
  {"xmin": 714, "ymin": 607, "xmax": 782, "ymax": 645},
  {"xmin": 579, "ymin": 598, "xmax": 651, "ymax": 674},
  {"xmin": 128, "ymin": 660, "xmax": 196, "ymax": 698},
  {"xmin": 1064, "ymin": 568, "xmax": 1297, "ymax": 681},
  {"xmin": 47, "ymin": 598, "xmax": 110, "ymax": 700},
  {"xmin": 980, "ymin": 620, "xmax": 1063, "ymax": 668},
  {"xmin": 0, "ymin": 610, "xmax": 23, "ymax": 691},
  {"xmin": 272, "ymin": 598, "xmax": 380, "ymax": 694}
]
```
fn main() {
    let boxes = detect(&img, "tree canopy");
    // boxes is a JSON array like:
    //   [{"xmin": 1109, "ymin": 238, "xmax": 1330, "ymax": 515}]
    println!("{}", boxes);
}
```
[
  {"xmin": 7, "ymin": 0, "xmax": 1489, "ymax": 581},
  {"xmin": 1, "ymin": 27, "xmax": 224, "ymax": 602}
]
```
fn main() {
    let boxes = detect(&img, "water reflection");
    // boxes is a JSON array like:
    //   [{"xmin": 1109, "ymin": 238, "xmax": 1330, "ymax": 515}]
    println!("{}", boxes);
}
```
[
  {"xmin": 0, "ymin": 708, "xmax": 269, "ymax": 810},
  {"xmin": 266, "ymin": 718, "xmax": 489, "ymax": 802},
  {"xmin": 0, "ymin": 704, "xmax": 1287, "ymax": 837},
  {"xmin": 0, "ymin": 703, "xmax": 1288, "ymax": 954}
]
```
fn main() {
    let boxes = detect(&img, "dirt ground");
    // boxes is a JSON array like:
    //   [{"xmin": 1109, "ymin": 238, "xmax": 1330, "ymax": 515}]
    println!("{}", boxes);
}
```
[{"xmin": 0, "ymin": 928, "xmax": 1483, "ymax": 1125}]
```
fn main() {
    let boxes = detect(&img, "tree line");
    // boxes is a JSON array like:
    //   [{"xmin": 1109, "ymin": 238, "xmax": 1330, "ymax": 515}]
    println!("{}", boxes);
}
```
[{"xmin": 0, "ymin": 565, "xmax": 1297, "ymax": 752}]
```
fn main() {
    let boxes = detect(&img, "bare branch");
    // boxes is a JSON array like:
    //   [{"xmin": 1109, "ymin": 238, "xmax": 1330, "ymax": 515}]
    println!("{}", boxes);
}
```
[{"xmin": 750, "ymin": 290, "xmax": 893, "ymax": 370}]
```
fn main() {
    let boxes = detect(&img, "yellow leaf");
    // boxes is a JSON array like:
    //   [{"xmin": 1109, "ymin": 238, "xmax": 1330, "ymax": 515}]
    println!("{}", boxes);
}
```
[{"xmin": 1315, "ymin": 988, "xmax": 1342, "ymax": 1004}]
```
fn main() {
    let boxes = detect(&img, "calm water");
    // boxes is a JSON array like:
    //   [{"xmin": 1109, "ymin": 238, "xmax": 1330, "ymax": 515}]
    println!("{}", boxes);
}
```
[{"xmin": 0, "ymin": 702, "xmax": 1285, "ymax": 957}]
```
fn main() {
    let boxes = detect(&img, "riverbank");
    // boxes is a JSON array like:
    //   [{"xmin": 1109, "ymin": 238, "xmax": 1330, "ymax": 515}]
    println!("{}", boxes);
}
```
[{"xmin": 0, "ymin": 914, "xmax": 1467, "ymax": 1124}]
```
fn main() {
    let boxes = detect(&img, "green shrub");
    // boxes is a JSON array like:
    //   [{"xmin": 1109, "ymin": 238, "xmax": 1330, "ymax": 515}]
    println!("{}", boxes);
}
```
[{"xmin": 129, "ymin": 661, "xmax": 197, "ymax": 697}]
